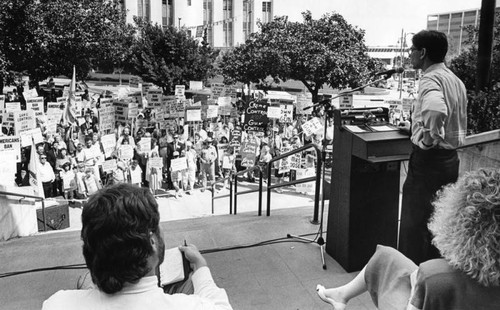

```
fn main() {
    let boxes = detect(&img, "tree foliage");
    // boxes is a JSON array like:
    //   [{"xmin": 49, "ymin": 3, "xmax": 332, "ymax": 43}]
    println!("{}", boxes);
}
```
[
  {"xmin": 219, "ymin": 11, "xmax": 383, "ymax": 103},
  {"xmin": 0, "ymin": 0, "xmax": 135, "ymax": 86},
  {"xmin": 132, "ymin": 20, "xmax": 219, "ymax": 94},
  {"xmin": 449, "ymin": 13, "xmax": 500, "ymax": 134}
]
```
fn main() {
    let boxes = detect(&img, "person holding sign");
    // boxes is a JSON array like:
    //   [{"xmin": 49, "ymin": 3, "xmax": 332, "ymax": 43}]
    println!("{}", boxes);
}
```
[
  {"xmin": 200, "ymin": 138, "xmax": 217, "ymax": 192},
  {"xmin": 219, "ymin": 148, "xmax": 236, "ymax": 192},
  {"xmin": 183, "ymin": 141, "xmax": 197, "ymax": 195},
  {"xmin": 170, "ymin": 151, "xmax": 184, "ymax": 199}
]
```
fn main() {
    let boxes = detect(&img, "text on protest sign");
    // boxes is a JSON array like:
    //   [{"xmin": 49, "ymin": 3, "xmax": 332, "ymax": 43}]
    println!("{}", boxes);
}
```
[
  {"xmin": 301, "ymin": 117, "xmax": 324, "ymax": 137},
  {"xmin": 175, "ymin": 85, "xmax": 185, "ymax": 97},
  {"xmin": 243, "ymin": 100, "xmax": 268, "ymax": 132},
  {"xmin": 240, "ymin": 142, "xmax": 258, "ymax": 167},
  {"xmin": 149, "ymin": 157, "xmax": 164, "ymax": 169},
  {"xmin": 267, "ymin": 106, "xmax": 281, "ymax": 119},
  {"xmin": 0, "ymin": 136, "xmax": 21, "ymax": 162},
  {"xmin": 102, "ymin": 159, "xmax": 118, "ymax": 173},
  {"xmin": 170, "ymin": 157, "xmax": 188, "ymax": 172},
  {"xmin": 138, "ymin": 137, "xmax": 151, "ymax": 153},
  {"xmin": 206, "ymin": 105, "xmax": 219, "ymax": 119},
  {"xmin": 185, "ymin": 108, "xmax": 202, "ymax": 122},
  {"xmin": 119, "ymin": 145, "xmax": 134, "ymax": 160},
  {"xmin": 100, "ymin": 134, "xmax": 117, "ymax": 158}
]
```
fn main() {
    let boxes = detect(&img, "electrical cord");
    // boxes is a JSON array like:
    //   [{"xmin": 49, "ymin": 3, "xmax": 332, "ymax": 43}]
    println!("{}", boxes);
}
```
[{"xmin": 0, "ymin": 229, "xmax": 327, "ymax": 279}]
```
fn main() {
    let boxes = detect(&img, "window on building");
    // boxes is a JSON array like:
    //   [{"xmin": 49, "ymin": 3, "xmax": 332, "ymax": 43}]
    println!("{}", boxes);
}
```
[
  {"xmin": 188, "ymin": 0, "xmax": 192, "ymax": 6},
  {"xmin": 223, "ymin": 0, "xmax": 233, "ymax": 47},
  {"xmin": 262, "ymin": 1, "xmax": 272, "ymax": 23}
]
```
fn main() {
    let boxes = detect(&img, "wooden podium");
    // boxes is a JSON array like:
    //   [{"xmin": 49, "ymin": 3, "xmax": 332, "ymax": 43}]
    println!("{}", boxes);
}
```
[{"xmin": 326, "ymin": 108, "xmax": 412, "ymax": 272}]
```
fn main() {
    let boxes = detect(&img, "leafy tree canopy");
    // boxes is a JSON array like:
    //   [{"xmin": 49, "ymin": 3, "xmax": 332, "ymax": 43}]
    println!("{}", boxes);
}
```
[
  {"xmin": 0, "ymin": 0, "xmax": 135, "ymax": 85},
  {"xmin": 220, "ymin": 11, "xmax": 383, "ymax": 102},
  {"xmin": 132, "ymin": 19, "xmax": 219, "ymax": 94}
]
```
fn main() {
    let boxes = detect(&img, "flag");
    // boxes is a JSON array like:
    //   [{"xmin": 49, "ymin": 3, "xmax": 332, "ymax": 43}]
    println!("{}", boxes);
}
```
[
  {"xmin": 62, "ymin": 65, "xmax": 77, "ymax": 125},
  {"xmin": 28, "ymin": 138, "xmax": 44, "ymax": 199}
]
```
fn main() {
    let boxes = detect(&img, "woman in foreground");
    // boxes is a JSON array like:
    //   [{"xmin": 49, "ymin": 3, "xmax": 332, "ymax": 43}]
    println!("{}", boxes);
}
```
[{"xmin": 317, "ymin": 168, "xmax": 500, "ymax": 310}]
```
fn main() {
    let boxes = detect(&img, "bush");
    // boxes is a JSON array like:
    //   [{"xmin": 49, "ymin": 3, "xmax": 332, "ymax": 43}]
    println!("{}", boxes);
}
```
[{"xmin": 467, "ymin": 88, "xmax": 500, "ymax": 134}]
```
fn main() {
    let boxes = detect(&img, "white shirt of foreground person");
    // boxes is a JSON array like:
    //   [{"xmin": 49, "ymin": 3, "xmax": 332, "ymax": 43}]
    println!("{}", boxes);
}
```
[{"xmin": 42, "ymin": 266, "xmax": 232, "ymax": 310}]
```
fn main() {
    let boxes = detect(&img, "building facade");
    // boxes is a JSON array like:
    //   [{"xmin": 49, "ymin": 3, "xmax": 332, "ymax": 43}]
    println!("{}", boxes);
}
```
[
  {"xmin": 426, "ymin": 6, "xmax": 500, "ymax": 56},
  {"xmin": 120, "ymin": 0, "xmax": 327, "ymax": 48}
]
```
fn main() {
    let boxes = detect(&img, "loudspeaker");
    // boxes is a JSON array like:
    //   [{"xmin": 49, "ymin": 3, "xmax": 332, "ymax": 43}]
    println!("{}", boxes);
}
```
[{"xmin": 37, "ymin": 204, "xmax": 70, "ymax": 231}]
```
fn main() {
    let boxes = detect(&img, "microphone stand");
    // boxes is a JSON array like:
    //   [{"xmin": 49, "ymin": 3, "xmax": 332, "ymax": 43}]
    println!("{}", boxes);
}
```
[{"xmin": 288, "ymin": 75, "xmax": 390, "ymax": 270}]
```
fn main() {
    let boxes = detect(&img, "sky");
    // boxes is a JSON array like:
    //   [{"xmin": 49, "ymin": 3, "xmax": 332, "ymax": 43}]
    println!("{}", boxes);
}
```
[{"xmin": 280, "ymin": 0, "xmax": 484, "ymax": 46}]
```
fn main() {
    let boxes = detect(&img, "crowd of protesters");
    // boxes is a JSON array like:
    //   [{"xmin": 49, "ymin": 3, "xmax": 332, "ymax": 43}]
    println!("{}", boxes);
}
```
[{"xmin": 2, "ymin": 85, "xmax": 333, "ymax": 203}]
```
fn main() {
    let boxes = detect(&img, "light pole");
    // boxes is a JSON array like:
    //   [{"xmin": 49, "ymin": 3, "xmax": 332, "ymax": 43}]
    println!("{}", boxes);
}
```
[{"xmin": 178, "ymin": 17, "xmax": 181, "ymax": 29}]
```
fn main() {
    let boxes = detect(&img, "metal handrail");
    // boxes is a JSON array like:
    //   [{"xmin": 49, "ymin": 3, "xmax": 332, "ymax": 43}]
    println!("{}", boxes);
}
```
[
  {"xmin": 0, "ymin": 190, "xmax": 47, "ymax": 231},
  {"xmin": 266, "ymin": 144, "xmax": 322, "ymax": 221},
  {"xmin": 233, "ymin": 166, "xmax": 264, "ymax": 215},
  {"xmin": 211, "ymin": 175, "xmax": 233, "ymax": 214}
]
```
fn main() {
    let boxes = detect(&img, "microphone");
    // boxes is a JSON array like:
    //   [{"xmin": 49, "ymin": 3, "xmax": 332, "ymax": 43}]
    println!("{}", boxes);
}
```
[
  {"xmin": 374, "ymin": 67, "xmax": 404, "ymax": 77},
  {"xmin": 344, "ymin": 108, "xmax": 383, "ymax": 114}
]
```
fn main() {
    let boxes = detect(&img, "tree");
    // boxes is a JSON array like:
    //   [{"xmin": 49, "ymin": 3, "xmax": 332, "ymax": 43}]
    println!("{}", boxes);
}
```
[
  {"xmin": 132, "ymin": 20, "xmax": 219, "ymax": 94},
  {"xmin": 449, "ymin": 13, "xmax": 500, "ymax": 134},
  {"xmin": 0, "ymin": 0, "xmax": 135, "ymax": 90},
  {"xmin": 219, "ymin": 11, "xmax": 383, "ymax": 103}
]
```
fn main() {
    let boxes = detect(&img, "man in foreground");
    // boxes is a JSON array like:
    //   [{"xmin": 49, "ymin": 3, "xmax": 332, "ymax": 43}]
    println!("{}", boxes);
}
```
[{"xmin": 42, "ymin": 183, "xmax": 233, "ymax": 310}]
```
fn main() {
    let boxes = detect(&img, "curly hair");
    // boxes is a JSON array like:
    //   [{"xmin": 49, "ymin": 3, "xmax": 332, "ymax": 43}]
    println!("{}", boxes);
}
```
[
  {"xmin": 81, "ymin": 183, "xmax": 160, "ymax": 294},
  {"xmin": 428, "ymin": 168, "xmax": 500, "ymax": 287}
]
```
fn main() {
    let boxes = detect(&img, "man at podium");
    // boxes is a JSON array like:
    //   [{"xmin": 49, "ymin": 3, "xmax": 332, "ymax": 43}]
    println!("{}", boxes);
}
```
[{"xmin": 398, "ymin": 30, "xmax": 467, "ymax": 264}]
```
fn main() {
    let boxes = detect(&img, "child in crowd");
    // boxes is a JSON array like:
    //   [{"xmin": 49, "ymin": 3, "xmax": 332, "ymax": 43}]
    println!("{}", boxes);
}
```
[
  {"xmin": 184, "ymin": 141, "xmax": 197, "ymax": 194},
  {"xmin": 146, "ymin": 151, "xmax": 163, "ymax": 194},
  {"xmin": 170, "ymin": 151, "xmax": 184, "ymax": 198},
  {"xmin": 219, "ymin": 147, "xmax": 235, "ymax": 191},
  {"xmin": 82, "ymin": 168, "xmax": 102, "ymax": 196},
  {"xmin": 74, "ymin": 164, "xmax": 87, "ymax": 199},
  {"xmin": 60, "ymin": 163, "xmax": 76, "ymax": 202},
  {"xmin": 129, "ymin": 160, "xmax": 142, "ymax": 187}
]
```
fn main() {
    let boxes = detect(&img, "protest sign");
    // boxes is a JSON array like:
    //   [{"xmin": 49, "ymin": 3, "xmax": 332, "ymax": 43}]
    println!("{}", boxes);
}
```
[
  {"xmin": 20, "ymin": 128, "xmax": 43, "ymax": 147},
  {"xmin": 170, "ymin": 157, "xmax": 187, "ymax": 172},
  {"xmin": 26, "ymin": 97, "xmax": 46, "ymax": 124},
  {"xmin": 217, "ymin": 143, "xmax": 229, "ymax": 162},
  {"xmin": 99, "ymin": 105, "xmax": 115, "ymax": 132},
  {"xmin": 5, "ymin": 102, "xmax": 21, "ymax": 112},
  {"xmin": 149, "ymin": 157, "xmax": 164, "ymax": 169},
  {"xmin": 290, "ymin": 153, "xmax": 302, "ymax": 169},
  {"xmin": 102, "ymin": 159, "xmax": 117, "ymax": 173},
  {"xmin": 100, "ymin": 134, "xmax": 117, "ymax": 158},
  {"xmin": 278, "ymin": 146, "xmax": 292, "ymax": 174},
  {"xmin": 240, "ymin": 142, "xmax": 258, "ymax": 167},
  {"xmin": 138, "ymin": 137, "xmax": 151, "ymax": 153},
  {"xmin": 206, "ymin": 105, "xmax": 218, "ymax": 119},
  {"xmin": 339, "ymin": 94, "xmax": 353, "ymax": 109},
  {"xmin": 301, "ymin": 117, "xmax": 324, "ymax": 137},
  {"xmin": 189, "ymin": 81, "xmax": 203, "ymax": 90},
  {"xmin": 14, "ymin": 110, "xmax": 36, "ymax": 134},
  {"xmin": 147, "ymin": 89, "xmax": 162, "ymax": 108},
  {"xmin": 402, "ymin": 98, "xmax": 415, "ymax": 115},
  {"xmin": 175, "ymin": 85, "xmax": 185, "ymax": 97},
  {"xmin": 119, "ymin": 145, "xmax": 134, "ymax": 160},
  {"xmin": 0, "ymin": 95, "xmax": 4, "ymax": 109},
  {"xmin": 279, "ymin": 104, "xmax": 294, "ymax": 123},
  {"xmin": 296, "ymin": 168, "xmax": 316, "ymax": 194},
  {"xmin": 0, "ymin": 136, "xmax": 21, "ymax": 162},
  {"xmin": 229, "ymin": 129, "xmax": 242, "ymax": 150},
  {"xmin": 185, "ymin": 108, "xmax": 201, "ymax": 122},
  {"xmin": 267, "ymin": 106, "xmax": 281, "ymax": 119},
  {"xmin": 222, "ymin": 156, "xmax": 233, "ymax": 169},
  {"xmin": 243, "ymin": 100, "xmax": 268, "ymax": 132}
]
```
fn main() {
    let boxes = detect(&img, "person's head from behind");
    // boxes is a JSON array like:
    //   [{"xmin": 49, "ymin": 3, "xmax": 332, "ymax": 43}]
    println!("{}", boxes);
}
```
[
  {"xmin": 428, "ymin": 167, "xmax": 500, "ymax": 287},
  {"xmin": 81, "ymin": 184, "xmax": 164, "ymax": 294},
  {"xmin": 410, "ymin": 30, "xmax": 448, "ymax": 69}
]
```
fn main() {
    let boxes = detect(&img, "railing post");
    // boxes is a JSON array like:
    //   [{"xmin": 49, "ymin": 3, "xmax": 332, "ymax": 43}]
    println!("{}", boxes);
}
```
[
  {"xmin": 258, "ymin": 167, "xmax": 263, "ymax": 216},
  {"xmin": 211, "ymin": 183, "xmax": 215, "ymax": 214},
  {"xmin": 234, "ymin": 173, "xmax": 238, "ymax": 215},
  {"xmin": 42, "ymin": 199, "xmax": 47, "ymax": 232},
  {"xmin": 267, "ymin": 163, "xmax": 272, "ymax": 216},
  {"xmin": 312, "ymin": 150, "xmax": 322, "ymax": 224},
  {"xmin": 229, "ymin": 175, "xmax": 233, "ymax": 214}
]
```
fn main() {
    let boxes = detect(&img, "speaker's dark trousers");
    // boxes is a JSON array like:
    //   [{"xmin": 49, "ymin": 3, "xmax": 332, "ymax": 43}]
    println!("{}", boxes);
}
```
[{"xmin": 399, "ymin": 145, "xmax": 459, "ymax": 265}]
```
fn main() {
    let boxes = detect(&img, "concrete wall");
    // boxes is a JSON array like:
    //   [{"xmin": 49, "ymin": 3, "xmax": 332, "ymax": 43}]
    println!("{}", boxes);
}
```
[{"xmin": 458, "ymin": 129, "xmax": 500, "ymax": 174}]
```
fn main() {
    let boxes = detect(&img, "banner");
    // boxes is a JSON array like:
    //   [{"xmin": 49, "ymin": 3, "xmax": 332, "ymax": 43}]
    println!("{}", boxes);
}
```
[
  {"xmin": 20, "ymin": 128, "xmax": 43, "ymax": 147},
  {"xmin": 170, "ymin": 157, "xmax": 187, "ymax": 172},
  {"xmin": 243, "ymin": 100, "xmax": 268, "ymax": 132}
]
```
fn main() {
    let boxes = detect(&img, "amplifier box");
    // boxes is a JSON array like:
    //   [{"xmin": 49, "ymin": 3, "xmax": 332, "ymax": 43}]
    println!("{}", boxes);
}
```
[{"xmin": 37, "ymin": 204, "xmax": 70, "ymax": 231}]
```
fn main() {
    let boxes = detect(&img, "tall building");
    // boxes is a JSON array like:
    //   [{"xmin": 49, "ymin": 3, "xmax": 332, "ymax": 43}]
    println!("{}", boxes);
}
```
[
  {"xmin": 119, "ymin": 0, "xmax": 310, "ymax": 48},
  {"xmin": 426, "ymin": 6, "xmax": 500, "ymax": 56}
]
